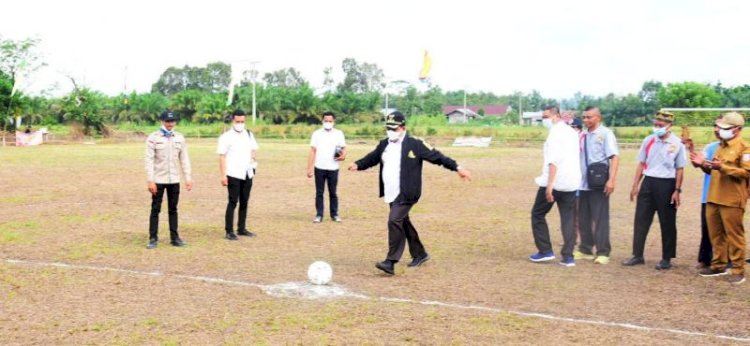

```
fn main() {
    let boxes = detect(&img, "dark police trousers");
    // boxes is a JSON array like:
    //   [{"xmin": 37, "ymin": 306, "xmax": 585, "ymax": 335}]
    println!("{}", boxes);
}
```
[
  {"xmin": 632, "ymin": 176, "xmax": 677, "ymax": 259},
  {"xmin": 698, "ymin": 203, "xmax": 713, "ymax": 265},
  {"xmin": 225, "ymin": 174, "xmax": 253, "ymax": 233},
  {"xmin": 531, "ymin": 187, "xmax": 576, "ymax": 257},
  {"xmin": 314, "ymin": 168, "xmax": 339, "ymax": 218},
  {"xmin": 386, "ymin": 196, "xmax": 427, "ymax": 262},
  {"xmin": 579, "ymin": 190, "xmax": 611, "ymax": 256},
  {"xmin": 149, "ymin": 183, "xmax": 180, "ymax": 241}
]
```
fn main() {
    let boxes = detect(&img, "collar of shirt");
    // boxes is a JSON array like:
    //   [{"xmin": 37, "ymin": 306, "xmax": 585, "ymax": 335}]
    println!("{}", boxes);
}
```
[
  {"xmin": 656, "ymin": 132, "xmax": 675, "ymax": 143},
  {"xmin": 160, "ymin": 127, "xmax": 174, "ymax": 137},
  {"xmin": 721, "ymin": 135, "xmax": 743, "ymax": 148}
]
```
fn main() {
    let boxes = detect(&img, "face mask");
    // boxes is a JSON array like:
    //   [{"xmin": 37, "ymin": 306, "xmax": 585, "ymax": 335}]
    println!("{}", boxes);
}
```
[
  {"xmin": 542, "ymin": 118, "xmax": 553, "ymax": 129},
  {"xmin": 160, "ymin": 127, "xmax": 173, "ymax": 137},
  {"xmin": 653, "ymin": 126, "xmax": 667, "ymax": 137},
  {"xmin": 233, "ymin": 123, "xmax": 246, "ymax": 132},
  {"xmin": 387, "ymin": 130, "xmax": 401, "ymax": 141},
  {"xmin": 719, "ymin": 128, "xmax": 735, "ymax": 140},
  {"xmin": 323, "ymin": 122, "xmax": 334, "ymax": 130}
]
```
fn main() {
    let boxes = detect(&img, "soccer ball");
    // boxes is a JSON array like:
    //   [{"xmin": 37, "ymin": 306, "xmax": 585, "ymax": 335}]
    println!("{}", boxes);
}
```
[{"xmin": 307, "ymin": 261, "xmax": 333, "ymax": 285}]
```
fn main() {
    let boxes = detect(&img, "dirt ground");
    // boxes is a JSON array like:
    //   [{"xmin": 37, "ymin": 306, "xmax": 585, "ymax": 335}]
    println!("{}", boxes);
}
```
[{"xmin": 0, "ymin": 138, "xmax": 748, "ymax": 345}]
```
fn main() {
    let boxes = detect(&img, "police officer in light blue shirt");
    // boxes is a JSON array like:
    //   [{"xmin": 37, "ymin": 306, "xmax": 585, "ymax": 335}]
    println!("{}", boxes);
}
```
[{"xmin": 623, "ymin": 111, "xmax": 687, "ymax": 270}]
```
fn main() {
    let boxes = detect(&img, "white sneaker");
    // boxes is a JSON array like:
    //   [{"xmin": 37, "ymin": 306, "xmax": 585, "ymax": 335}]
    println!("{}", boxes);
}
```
[{"xmin": 313, "ymin": 216, "xmax": 322, "ymax": 223}]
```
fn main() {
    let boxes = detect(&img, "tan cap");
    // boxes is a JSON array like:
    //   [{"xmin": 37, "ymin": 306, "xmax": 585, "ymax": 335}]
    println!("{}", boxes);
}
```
[
  {"xmin": 716, "ymin": 112, "xmax": 745, "ymax": 129},
  {"xmin": 654, "ymin": 111, "xmax": 675, "ymax": 123}
]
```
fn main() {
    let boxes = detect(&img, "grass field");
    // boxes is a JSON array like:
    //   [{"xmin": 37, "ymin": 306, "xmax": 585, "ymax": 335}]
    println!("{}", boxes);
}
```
[{"xmin": 1, "ymin": 139, "xmax": 749, "ymax": 345}]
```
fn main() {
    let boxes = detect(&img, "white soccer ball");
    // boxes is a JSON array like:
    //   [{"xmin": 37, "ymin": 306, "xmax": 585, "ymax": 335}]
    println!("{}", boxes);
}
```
[{"xmin": 307, "ymin": 261, "xmax": 333, "ymax": 285}]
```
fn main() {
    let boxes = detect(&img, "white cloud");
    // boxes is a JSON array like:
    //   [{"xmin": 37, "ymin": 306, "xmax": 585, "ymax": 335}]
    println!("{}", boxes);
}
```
[{"xmin": 2, "ymin": 0, "xmax": 747, "ymax": 99}]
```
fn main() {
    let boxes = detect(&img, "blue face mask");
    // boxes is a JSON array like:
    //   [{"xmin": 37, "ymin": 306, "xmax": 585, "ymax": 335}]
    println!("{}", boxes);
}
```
[
  {"xmin": 652, "ymin": 126, "xmax": 668, "ymax": 137},
  {"xmin": 160, "ymin": 127, "xmax": 173, "ymax": 137}
]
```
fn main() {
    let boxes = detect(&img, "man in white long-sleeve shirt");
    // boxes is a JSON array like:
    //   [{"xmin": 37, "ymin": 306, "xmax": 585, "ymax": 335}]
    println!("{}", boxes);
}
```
[{"xmin": 528, "ymin": 106, "xmax": 582, "ymax": 267}]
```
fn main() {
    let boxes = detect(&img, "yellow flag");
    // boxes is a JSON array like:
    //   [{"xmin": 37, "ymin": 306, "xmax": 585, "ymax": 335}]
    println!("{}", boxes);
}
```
[{"xmin": 418, "ymin": 50, "xmax": 431, "ymax": 81}]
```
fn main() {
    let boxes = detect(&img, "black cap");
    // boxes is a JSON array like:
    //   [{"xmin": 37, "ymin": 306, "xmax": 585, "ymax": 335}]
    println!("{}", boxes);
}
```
[
  {"xmin": 385, "ymin": 111, "xmax": 406, "ymax": 130},
  {"xmin": 160, "ymin": 111, "xmax": 178, "ymax": 121},
  {"xmin": 570, "ymin": 117, "xmax": 583, "ymax": 129}
]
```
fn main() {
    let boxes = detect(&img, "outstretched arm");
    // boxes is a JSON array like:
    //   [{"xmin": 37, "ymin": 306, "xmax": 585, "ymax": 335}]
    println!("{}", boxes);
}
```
[
  {"xmin": 351, "ymin": 142, "xmax": 385, "ymax": 171},
  {"xmin": 417, "ymin": 140, "xmax": 470, "ymax": 180}
]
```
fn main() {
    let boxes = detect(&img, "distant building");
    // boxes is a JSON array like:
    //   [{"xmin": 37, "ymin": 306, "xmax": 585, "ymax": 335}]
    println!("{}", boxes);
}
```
[
  {"xmin": 442, "ymin": 104, "xmax": 512, "ymax": 117},
  {"xmin": 522, "ymin": 111, "xmax": 544, "ymax": 126},
  {"xmin": 445, "ymin": 108, "xmax": 481, "ymax": 124}
]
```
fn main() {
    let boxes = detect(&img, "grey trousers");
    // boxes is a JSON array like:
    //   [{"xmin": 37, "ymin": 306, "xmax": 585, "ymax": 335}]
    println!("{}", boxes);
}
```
[{"xmin": 578, "ymin": 190, "xmax": 611, "ymax": 256}]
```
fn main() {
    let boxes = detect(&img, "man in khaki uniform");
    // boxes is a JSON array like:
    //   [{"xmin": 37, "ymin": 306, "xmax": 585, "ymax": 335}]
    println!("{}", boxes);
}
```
[
  {"xmin": 693, "ymin": 112, "xmax": 749, "ymax": 284},
  {"xmin": 145, "ymin": 111, "xmax": 193, "ymax": 249}
]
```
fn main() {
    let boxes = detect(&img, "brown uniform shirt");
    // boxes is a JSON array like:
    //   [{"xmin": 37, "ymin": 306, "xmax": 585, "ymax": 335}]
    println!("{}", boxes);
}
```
[{"xmin": 707, "ymin": 136, "xmax": 750, "ymax": 209}]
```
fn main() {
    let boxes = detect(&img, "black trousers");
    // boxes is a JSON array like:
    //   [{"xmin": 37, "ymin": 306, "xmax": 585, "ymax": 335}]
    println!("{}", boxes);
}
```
[
  {"xmin": 225, "ymin": 174, "xmax": 252, "ymax": 233},
  {"xmin": 314, "ymin": 168, "xmax": 339, "ymax": 218},
  {"xmin": 578, "ymin": 190, "xmax": 611, "ymax": 256},
  {"xmin": 149, "ymin": 183, "xmax": 180, "ymax": 241},
  {"xmin": 698, "ymin": 203, "xmax": 713, "ymax": 265},
  {"xmin": 531, "ymin": 187, "xmax": 576, "ymax": 257},
  {"xmin": 632, "ymin": 176, "xmax": 677, "ymax": 259},
  {"xmin": 386, "ymin": 196, "xmax": 427, "ymax": 262}
]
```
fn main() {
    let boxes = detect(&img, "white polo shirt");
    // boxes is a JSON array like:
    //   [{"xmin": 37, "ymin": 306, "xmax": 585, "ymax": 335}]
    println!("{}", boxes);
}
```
[
  {"xmin": 310, "ymin": 127, "xmax": 346, "ymax": 171},
  {"xmin": 382, "ymin": 134, "xmax": 404, "ymax": 203},
  {"xmin": 535, "ymin": 121, "xmax": 582, "ymax": 192},
  {"xmin": 217, "ymin": 129, "xmax": 259, "ymax": 180}
]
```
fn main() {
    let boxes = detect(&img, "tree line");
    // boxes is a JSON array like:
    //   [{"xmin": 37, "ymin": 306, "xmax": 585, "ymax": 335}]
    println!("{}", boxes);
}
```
[{"xmin": 2, "ymin": 37, "xmax": 749, "ymax": 135}]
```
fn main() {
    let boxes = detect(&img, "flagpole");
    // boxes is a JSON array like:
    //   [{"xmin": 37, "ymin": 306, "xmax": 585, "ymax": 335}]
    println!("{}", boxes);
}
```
[{"xmin": 3, "ymin": 97, "xmax": 14, "ymax": 147}]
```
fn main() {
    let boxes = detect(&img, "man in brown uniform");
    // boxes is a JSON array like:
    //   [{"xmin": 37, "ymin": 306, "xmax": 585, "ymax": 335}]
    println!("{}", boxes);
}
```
[{"xmin": 692, "ymin": 112, "xmax": 749, "ymax": 284}]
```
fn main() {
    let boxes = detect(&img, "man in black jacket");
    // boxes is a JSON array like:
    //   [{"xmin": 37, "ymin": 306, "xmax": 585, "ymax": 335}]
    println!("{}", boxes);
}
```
[{"xmin": 349, "ymin": 112, "xmax": 472, "ymax": 275}]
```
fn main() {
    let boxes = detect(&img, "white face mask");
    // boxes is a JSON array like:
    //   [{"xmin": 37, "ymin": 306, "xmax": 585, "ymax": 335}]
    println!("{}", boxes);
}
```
[
  {"xmin": 387, "ymin": 130, "xmax": 401, "ymax": 141},
  {"xmin": 719, "ymin": 128, "xmax": 735, "ymax": 140},
  {"xmin": 323, "ymin": 122, "xmax": 334, "ymax": 130},
  {"xmin": 233, "ymin": 123, "xmax": 246, "ymax": 132},
  {"xmin": 542, "ymin": 118, "xmax": 553, "ymax": 129}
]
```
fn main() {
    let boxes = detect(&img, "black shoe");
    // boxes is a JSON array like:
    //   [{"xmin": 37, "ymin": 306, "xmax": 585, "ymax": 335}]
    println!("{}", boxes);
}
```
[
  {"xmin": 655, "ymin": 259, "xmax": 672, "ymax": 270},
  {"xmin": 407, "ymin": 254, "xmax": 431, "ymax": 267},
  {"xmin": 621, "ymin": 256, "xmax": 645, "ymax": 266},
  {"xmin": 237, "ymin": 230, "xmax": 256, "ymax": 237},
  {"xmin": 225, "ymin": 232, "xmax": 238, "ymax": 240},
  {"xmin": 146, "ymin": 239, "xmax": 158, "ymax": 249},
  {"xmin": 375, "ymin": 261, "xmax": 395, "ymax": 275},
  {"xmin": 171, "ymin": 238, "xmax": 186, "ymax": 247}
]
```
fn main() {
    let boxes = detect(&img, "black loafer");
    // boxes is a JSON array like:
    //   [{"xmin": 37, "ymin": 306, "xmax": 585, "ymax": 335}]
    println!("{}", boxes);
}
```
[
  {"xmin": 621, "ymin": 256, "xmax": 645, "ymax": 266},
  {"xmin": 171, "ymin": 239, "xmax": 186, "ymax": 247},
  {"xmin": 225, "ymin": 232, "xmax": 239, "ymax": 240},
  {"xmin": 237, "ymin": 230, "xmax": 256, "ymax": 237},
  {"xmin": 655, "ymin": 259, "xmax": 672, "ymax": 270},
  {"xmin": 375, "ymin": 261, "xmax": 395, "ymax": 275},
  {"xmin": 146, "ymin": 240, "xmax": 158, "ymax": 249},
  {"xmin": 407, "ymin": 254, "xmax": 431, "ymax": 267}
]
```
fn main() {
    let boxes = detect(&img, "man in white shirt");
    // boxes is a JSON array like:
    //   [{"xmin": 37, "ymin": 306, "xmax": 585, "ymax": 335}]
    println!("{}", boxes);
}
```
[
  {"xmin": 528, "ymin": 106, "xmax": 582, "ymax": 267},
  {"xmin": 307, "ymin": 111, "xmax": 347, "ymax": 223},
  {"xmin": 218, "ymin": 109, "xmax": 259, "ymax": 240}
]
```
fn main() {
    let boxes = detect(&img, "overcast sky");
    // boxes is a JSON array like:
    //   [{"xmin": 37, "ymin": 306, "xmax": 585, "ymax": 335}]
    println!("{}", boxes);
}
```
[{"xmin": 2, "ymin": 0, "xmax": 748, "ymax": 99}]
